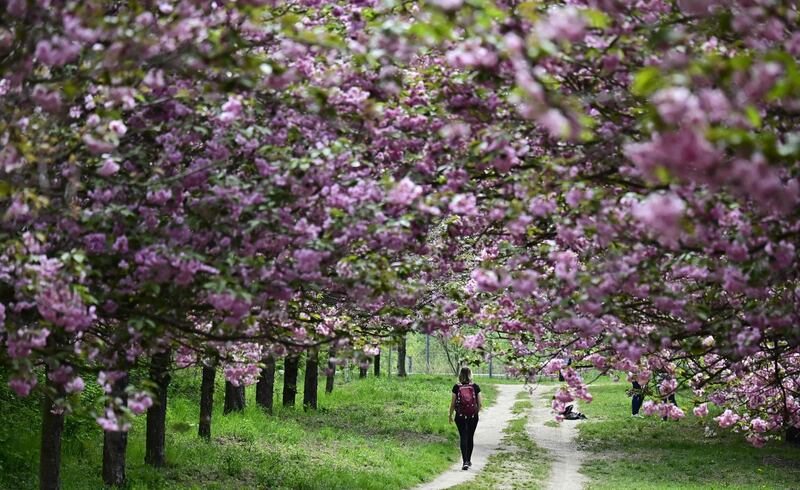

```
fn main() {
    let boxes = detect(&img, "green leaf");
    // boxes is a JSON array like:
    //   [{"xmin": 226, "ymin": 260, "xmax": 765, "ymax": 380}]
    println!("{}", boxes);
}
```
[
  {"xmin": 744, "ymin": 106, "xmax": 761, "ymax": 129},
  {"xmin": 584, "ymin": 8, "xmax": 611, "ymax": 29},
  {"xmin": 631, "ymin": 67, "xmax": 664, "ymax": 97}
]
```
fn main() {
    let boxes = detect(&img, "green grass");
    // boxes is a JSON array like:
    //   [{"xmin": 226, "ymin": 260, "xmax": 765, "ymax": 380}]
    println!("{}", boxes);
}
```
[
  {"xmin": 451, "ymin": 399, "xmax": 552, "ymax": 490},
  {"xmin": 0, "ymin": 371, "xmax": 497, "ymax": 490},
  {"xmin": 577, "ymin": 381, "xmax": 800, "ymax": 489}
]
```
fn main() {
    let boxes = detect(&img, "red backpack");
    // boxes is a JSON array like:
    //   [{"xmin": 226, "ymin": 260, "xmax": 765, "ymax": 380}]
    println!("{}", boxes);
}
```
[{"xmin": 456, "ymin": 384, "xmax": 478, "ymax": 417}]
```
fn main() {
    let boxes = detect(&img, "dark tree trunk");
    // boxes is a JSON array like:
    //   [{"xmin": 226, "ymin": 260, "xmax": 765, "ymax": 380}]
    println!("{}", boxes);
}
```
[
  {"xmin": 397, "ymin": 336, "xmax": 407, "ymax": 377},
  {"xmin": 283, "ymin": 354, "xmax": 299, "ymax": 407},
  {"xmin": 256, "ymin": 354, "xmax": 275, "ymax": 413},
  {"xmin": 303, "ymin": 347, "xmax": 319, "ymax": 410},
  {"xmin": 787, "ymin": 426, "xmax": 800, "ymax": 445},
  {"xmin": 39, "ymin": 370, "xmax": 65, "ymax": 490},
  {"xmin": 223, "ymin": 381, "xmax": 245, "ymax": 414},
  {"xmin": 325, "ymin": 347, "xmax": 336, "ymax": 394},
  {"xmin": 145, "ymin": 349, "xmax": 171, "ymax": 467},
  {"xmin": 373, "ymin": 351, "xmax": 381, "ymax": 377},
  {"xmin": 359, "ymin": 362, "xmax": 368, "ymax": 379},
  {"xmin": 102, "ymin": 373, "xmax": 129, "ymax": 487},
  {"xmin": 199, "ymin": 365, "xmax": 215, "ymax": 440}
]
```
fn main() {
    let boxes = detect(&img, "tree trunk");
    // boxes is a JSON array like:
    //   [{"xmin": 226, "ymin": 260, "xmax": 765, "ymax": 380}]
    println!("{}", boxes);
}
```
[
  {"xmin": 256, "ymin": 354, "xmax": 275, "ymax": 413},
  {"xmin": 397, "ymin": 336, "xmax": 407, "ymax": 377},
  {"xmin": 787, "ymin": 426, "xmax": 800, "ymax": 445},
  {"xmin": 223, "ymin": 381, "xmax": 245, "ymax": 414},
  {"xmin": 359, "ymin": 360, "xmax": 368, "ymax": 379},
  {"xmin": 199, "ymin": 365, "xmax": 215, "ymax": 440},
  {"xmin": 39, "ymin": 370, "xmax": 65, "ymax": 490},
  {"xmin": 283, "ymin": 354, "xmax": 299, "ymax": 407},
  {"xmin": 303, "ymin": 347, "xmax": 319, "ymax": 410},
  {"xmin": 325, "ymin": 347, "xmax": 336, "ymax": 394},
  {"xmin": 102, "ymin": 373, "xmax": 129, "ymax": 487},
  {"xmin": 373, "ymin": 351, "xmax": 381, "ymax": 377},
  {"xmin": 145, "ymin": 349, "xmax": 171, "ymax": 467}
]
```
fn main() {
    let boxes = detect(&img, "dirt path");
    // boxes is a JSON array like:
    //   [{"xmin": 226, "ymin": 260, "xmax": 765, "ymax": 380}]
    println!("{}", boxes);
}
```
[
  {"xmin": 413, "ymin": 384, "xmax": 526, "ymax": 490},
  {"xmin": 526, "ymin": 387, "xmax": 588, "ymax": 490}
]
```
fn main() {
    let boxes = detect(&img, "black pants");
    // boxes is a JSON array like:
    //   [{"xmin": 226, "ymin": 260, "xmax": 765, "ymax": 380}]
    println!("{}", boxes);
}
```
[
  {"xmin": 631, "ymin": 381, "xmax": 644, "ymax": 415},
  {"xmin": 455, "ymin": 415, "xmax": 479, "ymax": 464}
]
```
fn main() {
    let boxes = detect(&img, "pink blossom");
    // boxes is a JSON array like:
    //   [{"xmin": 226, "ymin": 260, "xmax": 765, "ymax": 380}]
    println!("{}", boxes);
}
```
[
  {"xmin": 9, "ymin": 377, "xmax": 36, "ymax": 397},
  {"xmin": 129, "ymin": 392, "xmax": 154, "ymax": 415},
  {"xmin": 551, "ymin": 250, "xmax": 579, "ymax": 282},
  {"xmin": 633, "ymin": 193, "xmax": 686, "ymax": 247},
  {"xmin": 652, "ymin": 87, "xmax": 704, "ymax": 126},
  {"xmin": 449, "ymin": 194, "xmax": 478, "ymax": 215},
  {"xmin": 642, "ymin": 400, "xmax": 658, "ymax": 416},
  {"xmin": 97, "ymin": 158, "xmax": 120, "ymax": 177},
  {"xmin": 388, "ymin": 177, "xmax": 423, "ymax": 207},
  {"xmin": 64, "ymin": 376, "xmax": 85, "ymax": 394},
  {"xmin": 536, "ymin": 6, "xmax": 586, "ymax": 43},
  {"xmin": 463, "ymin": 330, "xmax": 486, "ymax": 350},
  {"xmin": 659, "ymin": 377, "xmax": 678, "ymax": 396},
  {"xmin": 108, "ymin": 120, "xmax": 127, "ymax": 136},
  {"xmin": 693, "ymin": 403, "xmax": 709, "ymax": 417},
  {"xmin": 750, "ymin": 418, "xmax": 768, "ymax": 433},
  {"xmin": 715, "ymin": 409, "xmax": 740, "ymax": 428},
  {"xmin": 470, "ymin": 268, "xmax": 509, "ymax": 292}
]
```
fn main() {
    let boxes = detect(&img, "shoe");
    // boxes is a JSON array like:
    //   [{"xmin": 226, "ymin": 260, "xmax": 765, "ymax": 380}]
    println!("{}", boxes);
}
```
[
  {"xmin": 462, "ymin": 464, "xmax": 469, "ymax": 471},
  {"xmin": 632, "ymin": 414, "xmax": 643, "ymax": 418},
  {"xmin": 467, "ymin": 461, "xmax": 472, "ymax": 467}
]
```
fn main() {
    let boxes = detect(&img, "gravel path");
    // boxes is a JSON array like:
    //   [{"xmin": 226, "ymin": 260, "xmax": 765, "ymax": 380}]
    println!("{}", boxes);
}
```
[
  {"xmin": 526, "ymin": 387, "xmax": 588, "ymax": 490},
  {"xmin": 413, "ymin": 384, "xmax": 526, "ymax": 490}
]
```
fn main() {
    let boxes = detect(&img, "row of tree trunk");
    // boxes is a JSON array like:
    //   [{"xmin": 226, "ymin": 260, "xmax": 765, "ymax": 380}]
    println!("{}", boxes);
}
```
[{"xmin": 37, "ymin": 341, "xmax": 398, "ymax": 489}]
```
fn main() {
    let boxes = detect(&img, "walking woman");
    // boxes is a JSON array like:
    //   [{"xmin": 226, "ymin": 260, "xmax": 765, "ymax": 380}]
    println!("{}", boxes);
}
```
[{"xmin": 449, "ymin": 367, "xmax": 481, "ymax": 470}]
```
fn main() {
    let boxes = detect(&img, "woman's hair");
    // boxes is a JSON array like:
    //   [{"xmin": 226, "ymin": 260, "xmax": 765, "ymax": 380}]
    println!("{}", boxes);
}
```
[{"xmin": 459, "ymin": 366, "xmax": 472, "ymax": 384}]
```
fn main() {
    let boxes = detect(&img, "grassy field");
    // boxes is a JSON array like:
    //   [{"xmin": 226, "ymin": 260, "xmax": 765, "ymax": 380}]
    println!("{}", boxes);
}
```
[
  {"xmin": 0, "ymin": 370, "xmax": 497, "ymax": 490},
  {"xmin": 577, "ymin": 381, "xmax": 800, "ymax": 490}
]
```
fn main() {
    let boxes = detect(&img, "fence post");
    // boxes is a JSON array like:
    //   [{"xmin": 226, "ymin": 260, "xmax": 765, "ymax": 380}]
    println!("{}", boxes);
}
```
[
  {"xmin": 425, "ymin": 334, "xmax": 430, "ymax": 374},
  {"xmin": 489, "ymin": 356, "xmax": 493, "ymax": 378}
]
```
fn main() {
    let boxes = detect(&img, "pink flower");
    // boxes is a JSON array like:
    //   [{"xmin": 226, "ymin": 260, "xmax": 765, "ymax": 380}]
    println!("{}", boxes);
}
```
[
  {"xmin": 449, "ymin": 194, "xmax": 478, "ymax": 215},
  {"xmin": 659, "ymin": 378, "xmax": 678, "ymax": 396},
  {"xmin": 714, "ymin": 409, "xmax": 740, "ymax": 428},
  {"xmin": 551, "ymin": 250, "xmax": 579, "ymax": 282},
  {"xmin": 632, "ymin": 193, "xmax": 686, "ymax": 247},
  {"xmin": 129, "ymin": 392, "xmax": 153, "ymax": 415},
  {"xmin": 750, "ymin": 418, "xmax": 768, "ymax": 433},
  {"xmin": 463, "ymin": 330, "xmax": 486, "ymax": 350},
  {"xmin": 9, "ymin": 377, "xmax": 37, "ymax": 397},
  {"xmin": 667, "ymin": 405, "xmax": 685, "ymax": 421},
  {"xmin": 108, "ymin": 120, "xmax": 127, "ymax": 136},
  {"xmin": 693, "ymin": 403, "xmax": 708, "ymax": 417},
  {"xmin": 97, "ymin": 158, "xmax": 120, "ymax": 177},
  {"xmin": 536, "ymin": 6, "xmax": 586, "ymax": 43},
  {"xmin": 470, "ymin": 268, "xmax": 509, "ymax": 292},
  {"xmin": 388, "ymin": 177, "xmax": 423, "ymax": 207},
  {"xmin": 64, "ymin": 376, "xmax": 85, "ymax": 394},
  {"xmin": 652, "ymin": 87, "xmax": 704, "ymax": 126},
  {"xmin": 642, "ymin": 400, "xmax": 658, "ymax": 416},
  {"xmin": 555, "ymin": 388, "xmax": 574, "ymax": 403}
]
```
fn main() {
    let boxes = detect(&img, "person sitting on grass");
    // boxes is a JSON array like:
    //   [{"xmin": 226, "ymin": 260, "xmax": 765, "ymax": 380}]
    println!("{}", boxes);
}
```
[{"xmin": 449, "ymin": 366, "xmax": 481, "ymax": 471}]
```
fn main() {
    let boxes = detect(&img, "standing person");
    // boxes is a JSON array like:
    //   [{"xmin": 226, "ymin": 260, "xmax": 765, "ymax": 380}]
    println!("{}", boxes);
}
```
[
  {"xmin": 449, "ymin": 367, "xmax": 481, "ymax": 470},
  {"xmin": 631, "ymin": 380, "xmax": 644, "ymax": 417}
]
